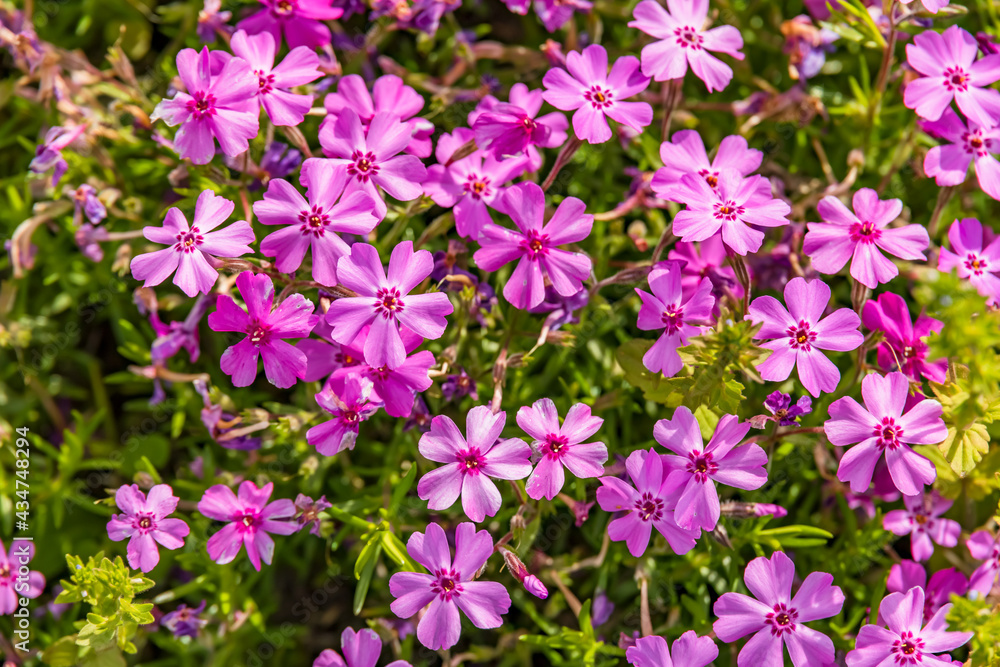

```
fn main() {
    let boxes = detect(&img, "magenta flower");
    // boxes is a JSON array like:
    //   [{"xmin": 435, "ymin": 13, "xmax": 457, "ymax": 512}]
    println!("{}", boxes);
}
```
[
  {"xmin": 747, "ymin": 277, "xmax": 863, "ymax": 397},
  {"xmin": 325, "ymin": 241, "xmax": 453, "ymax": 370},
  {"xmin": 197, "ymin": 0, "xmax": 231, "ymax": 43},
  {"xmin": 887, "ymin": 560, "xmax": 969, "ymax": 622},
  {"xmin": 652, "ymin": 130, "xmax": 762, "ymax": 202},
  {"xmin": 635, "ymin": 260, "xmax": 715, "ymax": 376},
  {"xmin": 533, "ymin": 0, "xmax": 592, "ymax": 32},
  {"xmin": 516, "ymin": 398, "xmax": 607, "ymax": 501},
  {"xmin": 471, "ymin": 82, "xmax": 568, "ymax": 169},
  {"xmin": 237, "ymin": 0, "xmax": 343, "ymax": 49},
  {"xmin": 307, "ymin": 374, "xmax": 381, "ymax": 455},
  {"xmin": 671, "ymin": 169, "xmax": 790, "ymax": 255},
  {"xmin": 654, "ymin": 407, "xmax": 767, "ymax": 532},
  {"xmin": 0, "ymin": 540, "xmax": 44, "ymax": 615},
  {"xmin": 106, "ymin": 484, "xmax": 190, "ymax": 573},
  {"xmin": 197, "ymin": 480, "xmax": 297, "ymax": 571},
  {"xmin": 297, "ymin": 319, "xmax": 366, "ymax": 383},
  {"xmin": 884, "ymin": 492, "xmax": 961, "ymax": 562},
  {"xmin": 541, "ymin": 44, "xmax": 652, "ymax": 144},
  {"xmin": 901, "ymin": 0, "xmax": 949, "ymax": 12},
  {"xmin": 861, "ymin": 292, "xmax": 947, "ymax": 384},
  {"xmin": 596, "ymin": 448, "xmax": 699, "ymax": 557},
  {"xmin": 845, "ymin": 587, "xmax": 972, "ymax": 667},
  {"xmin": 207, "ymin": 271, "xmax": 318, "ymax": 388},
  {"xmin": 667, "ymin": 236, "xmax": 744, "ymax": 300},
  {"xmin": 626, "ymin": 631, "xmax": 718, "ymax": 667},
  {"xmin": 967, "ymin": 530, "xmax": 1000, "ymax": 595},
  {"xmin": 473, "ymin": 182, "xmax": 593, "ymax": 310},
  {"xmin": 423, "ymin": 128, "xmax": 530, "ymax": 239},
  {"xmin": 827, "ymin": 372, "xmax": 946, "ymax": 496},
  {"xmin": 319, "ymin": 108, "xmax": 428, "ymax": 220},
  {"xmin": 313, "ymin": 627, "xmax": 412, "ymax": 667},
  {"xmin": 130, "ymin": 190, "xmax": 254, "ymax": 297},
  {"xmin": 228, "ymin": 29, "xmax": 320, "ymax": 127},
  {"xmin": 920, "ymin": 108, "xmax": 1000, "ymax": 200},
  {"xmin": 938, "ymin": 217, "xmax": 1000, "ymax": 306},
  {"xmin": 803, "ymin": 189, "xmax": 929, "ymax": 289},
  {"xmin": 388, "ymin": 522, "xmax": 511, "ymax": 650},
  {"xmin": 629, "ymin": 0, "xmax": 744, "ymax": 91},
  {"xmin": 904, "ymin": 25, "xmax": 1000, "ymax": 127},
  {"xmin": 162, "ymin": 600, "xmax": 208, "ymax": 638},
  {"xmin": 255, "ymin": 158, "xmax": 378, "ymax": 286},
  {"xmin": 416, "ymin": 406, "xmax": 532, "ymax": 522},
  {"xmin": 713, "ymin": 551, "xmax": 844, "ymax": 667},
  {"xmin": 151, "ymin": 47, "xmax": 260, "ymax": 165}
]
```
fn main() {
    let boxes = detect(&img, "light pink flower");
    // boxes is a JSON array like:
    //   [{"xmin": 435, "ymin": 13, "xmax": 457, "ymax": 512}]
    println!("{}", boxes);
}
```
[
  {"xmin": 228, "ymin": 29, "xmax": 320, "ymax": 127},
  {"xmin": 197, "ymin": 481, "xmax": 297, "ymax": 571},
  {"xmin": 652, "ymin": 130, "xmax": 762, "ymax": 202},
  {"xmin": 967, "ymin": 530, "xmax": 1000, "ymax": 596},
  {"xmin": 886, "ymin": 560, "xmax": 969, "ymax": 622},
  {"xmin": 920, "ymin": 108, "xmax": 1000, "ymax": 200},
  {"xmin": 307, "ymin": 374, "xmax": 382, "ymax": 456},
  {"xmin": 107, "ymin": 484, "xmax": 189, "ymax": 573},
  {"xmin": 884, "ymin": 491, "xmax": 961, "ymax": 562},
  {"xmin": 237, "ymin": 0, "xmax": 343, "ymax": 49},
  {"xmin": 313, "ymin": 627, "xmax": 412, "ymax": 667},
  {"xmin": 0, "ymin": 540, "xmax": 44, "ymax": 614},
  {"xmin": 626, "ymin": 631, "xmax": 718, "ymax": 667},
  {"xmin": 470, "ymin": 82, "xmax": 568, "ymax": 170},
  {"xmin": 938, "ymin": 217, "xmax": 1000, "ymax": 305}
]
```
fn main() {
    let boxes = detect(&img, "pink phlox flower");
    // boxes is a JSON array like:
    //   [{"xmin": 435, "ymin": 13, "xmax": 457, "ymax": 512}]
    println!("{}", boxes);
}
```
[
  {"xmin": 667, "ymin": 236, "xmax": 745, "ymax": 302},
  {"xmin": 70, "ymin": 184, "xmax": 107, "ymax": 225},
  {"xmin": 920, "ymin": 107, "xmax": 1000, "ymax": 200},
  {"xmin": 416, "ymin": 406, "xmax": 532, "ymax": 522},
  {"xmin": 325, "ymin": 241, "xmax": 453, "ymax": 370},
  {"xmin": 297, "ymin": 318, "xmax": 367, "ymax": 383},
  {"xmin": 542, "ymin": 44, "xmax": 652, "ymax": 144},
  {"xmin": 747, "ymin": 277, "xmax": 863, "ymax": 397},
  {"xmin": 861, "ymin": 292, "xmax": 947, "ymax": 383},
  {"xmin": 228, "ymin": 29, "xmax": 321, "ymax": 127},
  {"xmin": 237, "ymin": 0, "xmax": 343, "ymax": 49},
  {"xmin": 470, "ymin": 82, "xmax": 568, "ymax": 170},
  {"xmin": 531, "ymin": 0, "xmax": 593, "ymax": 33},
  {"xmin": 107, "ymin": 484, "xmax": 190, "ymax": 573},
  {"xmin": 671, "ymin": 168, "xmax": 790, "ymax": 256},
  {"xmin": 654, "ymin": 407, "xmax": 767, "ymax": 532},
  {"xmin": 635, "ymin": 259, "xmax": 715, "ymax": 376},
  {"xmin": 0, "ymin": 539, "xmax": 44, "ymax": 614},
  {"xmin": 886, "ymin": 560, "xmax": 969, "ymax": 622},
  {"xmin": 130, "ymin": 190, "xmax": 255, "ymax": 297},
  {"xmin": 322, "ymin": 74, "xmax": 433, "ymax": 158},
  {"xmin": 842, "ymin": 458, "xmax": 901, "ymax": 519},
  {"xmin": 966, "ymin": 530, "xmax": 1000, "ymax": 596},
  {"xmin": 596, "ymin": 448, "xmax": 700, "ymax": 557},
  {"xmin": 938, "ymin": 217, "xmax": 1000, "ymax": 306},
  {"xmin": 629, "ymin": 0, "xmax": 745, "ymax": 91},
  {"xmin": 307, "ymin": 373, "xmax": 381, "ymax": 455},
  {"xmin": 516, "ymin": 397, "xmax": 607, "ymax": 500},
  {"xmin": 713, "ymin": 551, "xmax": 844, "ymax": 667},
  {"xmin": 151, "ymin": 47, "xmax": 260, "ymax": 165},
  {"xmin": 313, "ymin": 627, "xmax": 413, "ymax": 667},
  {"xmin": 904, "ymin": 24, "xmax": 1000, "ymax": 127},
  {"xmin": 827, "ymin": 371, "xmax": 946, "ymax": 496},
  {"xmin": 884, "ymin": 491, "xmax": 961, "ymax": 562},
  {"xmin": 255, "ymin": 157, "xmax": 378, "ymax": 286},
  {"xmin": 207, "ymin": 271, "xmax": 318, "ymax": 388},
  {"xmin": 652, "ymin": 130, "xmax": 762, "ymax": 203},
  {"xmin": 293, "ymin": 493, "xmax": 332, "ymax": 537},
  {"xmin": 198, "ymin": 0, "xmax": 232, "ymax": 43},
  {"xmin": 197, "ymin": 480, "xmax": 297, "ymax": 571},
  {"xmin": 388, "ymin": 522, "xmax": 511, "ymax": 650},
  {"xmin": 845, "ymin": 587, "xmax": 972, "ymax": 667},
  {"xmin": 901, "ymin": 0, "xmax": 950, "ymax": 12},
  {"xmin": 319, "ymin": 108, "xmax": 428, "ymax": 220},
  {"xmin": 626, "ymin": 631, "xmax": 719, "ymax": 667},
  {"xmin": 150, "ymin": 293, "xmax": 211, "ymax": 365},
  {"xmin": 473, "ymin": 181, "xmax": 593, "ymax": 310}
]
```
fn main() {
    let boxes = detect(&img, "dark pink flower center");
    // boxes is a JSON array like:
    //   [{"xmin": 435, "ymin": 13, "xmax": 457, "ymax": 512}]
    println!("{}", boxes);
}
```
[
  {"xmin": 374, "ymin": 286, "xmax": 404, "ymax": 320},
  {"xmin": 542, "ymin": 434, "xmax": 569, "ymax": 459},
  {"xmin": 248, "ymin": 322, "xmax": 272, "ymax": 347},
  {"xmin": 765, "ymin": 603, "xmax": 798, "ymax": 636},
  {"xmin": 686, "ymin": 450, "xmax": 718, "ymax": 482},
  {"xmin": 963, "ymin": 130, "xmax": 992, "ymax": 157},
  {"xmin": 174, "ymin": 227, "xmax": 204, "ymax": 253},
  {"xmin": 674, "ymin": 25, "xmax": 704, "ymax": 49},
  {"xmin": 271, "ymin": 0, "xmax": 297, "ymax": 18},
  {"xmin": 186, "ymin": 92, "xmax": 217, "ymax": 120},
  {"xmin": 849, "ymin": 220, "xmax": 882, "ymax": 244},
  {"xmin": 634, "ymin": 492, "xmax": 664, "ymax": 522},
  {"xmin": 348, "ymin": 150, "xmax": 379, "ymax": 183},
  {"xmin": 463, "ymin": 173, "xmax": 492, "ymax": 200},
  {"xmin": 255, "ymin": 70, "xmax": 275, "ymax": 95},
  {"xmin": 786, "ymin": 320, "xmax": 817, "ymax": 351},
  {"xmin": 299, "ymin": 205, "xmax": 331, "ymax": 237},
  {"xmin": 891, "ymin": 631, "xmax": 925, "ymax": 664},
  {"xmin": 521, "ymin": 116, "xmax": 538, "ymax": 134},
  {"xmin": 134, "ymin": 514, "xmax": 156, "ymax": 533},
  {"xmin": 339, "ymin": 408, "xmax": 360, "ymax": 425},
  {"xmin": 964, "ymin": 252, "xmax": 988, "ymax": 275},
  {"xmin": 943, "ymin": 66, "xmax": 969, "ymax": 92},
  {"xmin": 521, "ymin": 230, "xmax": 550, "ymax": 260},
  {"xmin": 584, "ymin": 85, "xmax": 613, "ymax": 109},
  {"xmin": 432, "ymin": 568, "xmax": 464, "ymax": 602},
  {"xmin": 237, "ymin": 511, "xmax": 260, "ymax": 534},
  {"xmin": 874, "ymin": 416, "xmax": 903, "ymax": 450},
  {"xmin": 458, "ymin": 448, "xmax": 486, "ymax": 476},
  {"xmin": 713, "ymin": 200, "xmax": 745, "ymax": 222},
  {"xmin": 336, "ymin": 351, "xmax": 358, "ymax": 366},
  {"xmin": 0, "ymin": 564, "xmax": 10, "ymax": 580},
  {"xmin": 661, "ymin": 305, "xmax": 684, "ymax": 334},
  {"xmin": 698, "ymin": 168, "xmax": 719, "ymax": 188}
]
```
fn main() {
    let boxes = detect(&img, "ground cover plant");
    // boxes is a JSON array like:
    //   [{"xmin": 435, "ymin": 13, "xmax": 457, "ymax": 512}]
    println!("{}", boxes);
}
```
[{"xmin": 2, "ymin": 0, "xmax": 1000, "ymax": 665}]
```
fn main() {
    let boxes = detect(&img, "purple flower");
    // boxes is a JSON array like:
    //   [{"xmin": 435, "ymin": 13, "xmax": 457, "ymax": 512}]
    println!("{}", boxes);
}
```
[
  {"xmin": 517, "ymin": 398, "xmax": 607, "ymax": 500},
  {"xmin": 803, "ymin": 189, "xmax": 929, "ymax": 289},
  {"xmin": 307, "ymin": 374, "xmax": 381, "ymax": 455},
  {"xmin": 884, "ymin": 492, "xmax": 961, "ymax": 562},
  {"xmin": 904, "ymin": 25, "xmax": 1000, "ymax": 127},
  {"xmin": 845, "ymin": 587, "xmax": 972, "ymax": 667},
  {"xmin": 151, "ymin": 47, "xmax": 260, "ymax": 165},
  {"xmin": 596, "ymin": 448, "xmax": 699, "ymax": 557},
  {"xmin": 938, "ymin": 217, "xmax": 1000, "ymax": 306},
  {"xmin": 748, "ymin": 277, "xmax": 863, "ymax": 397},
  {"xmin": 255, "ymin": 158, "xmax": 378, "ymax": 286},
  {"xmin": 667, "ymin": 237, "xmax": 744, "ymax": 301},
  {"xmin": 404, "ymin": 397, "xmax": 433, "ymax": 433},
  {"xmin": 654, "ymin": 407, "xmax": 767, "ymax": 532},
  {"xmin": 416, "ymin": 406, "xmax": 532, "ymax": 522},
  {"xmin": 131, "ymin": 191, "xmax": 255, "ymax": 297},
  {"xmin": 228, "ymin": 30, "xmax": 320, "ymax": 127},
  {"xmin": 313, "ymin": 627, "xmax": 413, "ymax": 667},
  {"xmin": 841, "ymin": 459, "xmax": 901, "ymax": 519},
  {"xmin": 473, "ymin": 182, "xmax": 593, "ymax": 310},
  {"xmin": 0, "ymin": 540, "xmax": 45, "ymax": 615},
  {"xmin": 150, "ymin": 293, "xmax": 211, "ymax": 365},
  {"xmin": 862, "ymin": 292, "xmax": 947, "ymax": 384},
  {"xmin": 920, "ymin": 108, "xmax": 1000, "ymax": 200},
  {"xmin": 967, "ymin": 530, "xmax": 1000, "ymax": 596},
  {"xmin": 207, "ymin": 271, "xmax": 319, "ymax": 388},
  {"xmin": 319, "ymin": 109, "xmax": 428, "ymax": 220},
  {"xmin": 629, "ymin": 0, "xmax": 744, "ymax": 91},
  {"xmin": 70, "ymin": 184, "xmax": 107, "ymax": 224},
  {"xmin": 635, "ymin": 260, "xmax": 715, "ymax": 376},
  {"xmin": 294, "ymin": 494, "xmax": 331, "ymax": 537},
  {"xmin": 197, "ymin": 480, "xmax": 297, "ymax": 571},
  {"xmin": 237, "ymin": 0, "xmax": 343, "ymax": 49},
  {"xmin": 471, "ymin": 83, "xmax": 568, "ymax": 169},
  {"xmin": 713, "ymin": 551, "xmax": 844, "ymax": 667},
  {"xmin": 107, "ymin": 484, "xmax": 190, "ymax": 573},
  {"xmin": 258, "ymin": 142, "xmax": 302, "ymax": 181},
  {"xmin": 528, "ymin": 285, "xmax": 589, "ymax": 331},
  {"xmin": 29, "ymin": 124, "xmax": 86, "ymax": 186},
  {"xmin": 198, "ymin": 0, "xmax": 232, "ymax": 42},
  {"xmin": 388, "ymin": 522, "xmax": 511, "ymax": 650},
  {"xmin": 542, "ymin": 44, "xmax": 652, "ymax": 144},
  {"xmin": 441, "ymin": 368, "xmax": 478, "ymax": 403},
  {"xmin": 764, "ymin": 391, "xmax": 812, "ymax": 426},
  {"xmin": 162, "ymin": 600, "xmax": 208, "ymax": 638},
  {"xmin": 652, "ymin": 130, "xmax": 762, "ymax": 203},
  {"xmin": 887, "ymin": 560, "xmax": 968, "ymax": 621},
  {"xmin": 325, "ymin": 241, "xmax": 453, "ymax": 369},
  {"xmin": 672, "ymin": 169, "xmax": 791, "ymax": 256},
  {"xmin": 626, "ymin": 631, "xmax": 718, "ymax": 667},
  {"xmin": 828, "ymin": 372, "xmax": 946, "ymax": 496},
  {"xmin": 533, "ymin": 0, "xmax": 592, "ymax": 32}
]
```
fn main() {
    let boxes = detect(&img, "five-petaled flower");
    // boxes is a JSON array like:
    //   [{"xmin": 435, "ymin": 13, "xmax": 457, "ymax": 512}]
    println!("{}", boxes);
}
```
[
  {"xmin": 227, "ymin": 29, "xmax": 321, "ymax": 127},
  {"xmin": 883, "ymin": 491, "xmax": 962, "ymax": 562},
  {"xmin": 938, "ymin": 217, "xmax": 1000, "ymax": 306},
  {"xmin": 626, "ymin": 630, "xmax": 718, "ymax": 667},
  {"xmin": 0, "ymin": 539, "xmax": 44, "ymax": 615},
  {"xmin": 861, "ymin": 292, "xmax": 947, "ymax": 384},
  {"xmin": 920, "ymin": 108, "xmax": 1000, "ymax": 201},
  {"xmin": 313, "ymin": 627, "xmax": 413, "ymax": 667},
  {"xmin": 966, "ymin": 530, "xmax": 1000, "ymax": 596},
  {"xmin": 652, "ymin": 130, "xmax": 762, "ymax": 203},
  {"xmin": 107, "ymin": 484, "xmax": 190, "ymax": 573},
  {"xmin": 237, "ymin": 0, "xmax": 344, "ymax": 49},
  {"xmin": 306, "ymin": 374, "xmax": 382, "ymax": 455},
  {"xmin": 197, "ymin": 480, "xmax": 297, "ymax": 571}
]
